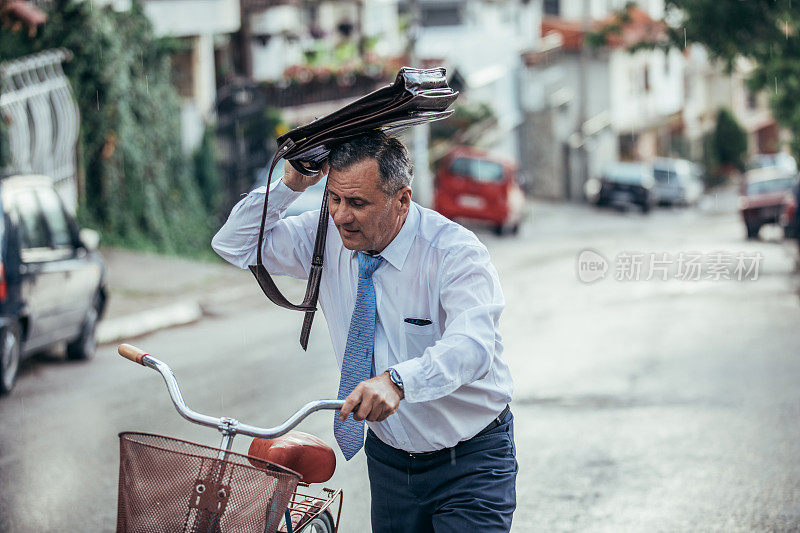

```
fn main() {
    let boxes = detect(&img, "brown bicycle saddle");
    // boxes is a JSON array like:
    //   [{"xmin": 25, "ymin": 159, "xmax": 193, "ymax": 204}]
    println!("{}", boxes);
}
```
[
  {"xmin": 248, "ymin": 431, "xmax": 336, "ymax": 484},
  {"xmin": 249, "ymin": 67, "xmax": 458, "ymax": 349}
]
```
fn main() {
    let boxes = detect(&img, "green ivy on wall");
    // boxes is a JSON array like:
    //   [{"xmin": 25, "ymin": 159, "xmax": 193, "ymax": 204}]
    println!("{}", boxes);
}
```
[{"xmin": 1, "ymin": 0, "xmax": 215, "ymax": 257}]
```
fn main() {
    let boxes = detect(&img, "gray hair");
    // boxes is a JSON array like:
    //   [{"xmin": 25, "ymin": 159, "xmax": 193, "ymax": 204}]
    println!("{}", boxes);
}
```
[{"xmin": 328, "ymin": 131, "xmax": 413, "ymax": 195}]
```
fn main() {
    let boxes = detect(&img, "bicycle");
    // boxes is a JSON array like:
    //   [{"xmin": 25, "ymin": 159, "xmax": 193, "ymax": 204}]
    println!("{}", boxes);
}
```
[{"xmin": 116, "ymin": 343, "xmax": 344, "ymax": 533}]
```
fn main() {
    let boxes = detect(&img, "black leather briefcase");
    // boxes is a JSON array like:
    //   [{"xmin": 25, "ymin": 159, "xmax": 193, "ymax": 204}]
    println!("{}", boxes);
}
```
[{"xmin": 249, "ymin": 67, "xmax": 458, "ymax": 349}]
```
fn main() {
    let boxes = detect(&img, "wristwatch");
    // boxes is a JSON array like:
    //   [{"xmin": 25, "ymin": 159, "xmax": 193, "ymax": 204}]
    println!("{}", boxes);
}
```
[{"xmin": 387, "ymin": 368, "xmax": 404, "ymax": 391}]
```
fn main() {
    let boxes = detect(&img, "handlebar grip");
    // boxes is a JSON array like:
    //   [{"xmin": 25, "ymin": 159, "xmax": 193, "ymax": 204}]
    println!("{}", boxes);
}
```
[{"xmin": 118, "ymin": 344, "xmax": 149, "ymax": 365}]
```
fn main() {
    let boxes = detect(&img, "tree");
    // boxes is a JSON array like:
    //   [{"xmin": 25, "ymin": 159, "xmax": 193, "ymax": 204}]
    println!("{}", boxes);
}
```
[
  {"xmin": 0, "ymin": 0, "xmax": 215, "ymax": 256},
  {"xmin": 665, "ymin": 0, "xmax": 800, "ymax": 157},
  {"xmin": 712, "ymin": 108, "xmax": 748, "ymax": 171}
]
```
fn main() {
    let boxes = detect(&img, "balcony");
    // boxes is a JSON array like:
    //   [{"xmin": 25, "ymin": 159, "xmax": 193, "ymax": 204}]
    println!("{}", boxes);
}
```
[{"xmin": 259, "ymin": 73, "xmax": 384, "ymax": 109}]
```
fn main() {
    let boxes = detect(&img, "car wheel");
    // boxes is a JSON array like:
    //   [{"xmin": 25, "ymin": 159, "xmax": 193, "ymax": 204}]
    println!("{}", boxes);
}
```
[
  {"xmin": 298, "ymin": 510, "xmax": 335, "ymax": 533},
  {"xmin": 0, "ymin": 323, "xmax": 21, "ymax": 395},
  {"xmin": 493, "ymin": 224, "xmax": 505, "ymax": 236},
  {"xmin": 746, "ymin": 222, "xmax": 760, "ymax": 240},
  {"xmin": 66, "ymin": 301, "xmax": 100, "ymax": 361},
  {"xmin": 640, "ymin": 202, "xmax": 651, "ymax": 214}
]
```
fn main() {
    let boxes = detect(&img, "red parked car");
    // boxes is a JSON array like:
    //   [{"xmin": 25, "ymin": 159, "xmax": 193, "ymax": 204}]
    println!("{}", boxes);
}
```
[
  {"xmin": 739, "ymin": 167, "xmax": 799, "ymax": 239},
  {"xmin": 433, "ymin": 146, "xmax": 525, "ymax": 235},
  {"xmin": 780, "ymin": 182, "xmax": 799, "ymax": 247}
]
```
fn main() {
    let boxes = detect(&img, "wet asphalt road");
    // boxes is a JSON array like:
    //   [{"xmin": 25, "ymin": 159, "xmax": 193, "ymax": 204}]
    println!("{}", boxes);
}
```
[{"xmin": 1, "ymin": 196, "xmax": 799, "ymax": 532}]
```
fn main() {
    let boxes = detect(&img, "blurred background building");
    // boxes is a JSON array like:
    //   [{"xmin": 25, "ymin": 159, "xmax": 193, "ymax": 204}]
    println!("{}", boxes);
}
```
[{"xmin": 0, "ymin": 0, "xmax": 792, "ymax": 238}]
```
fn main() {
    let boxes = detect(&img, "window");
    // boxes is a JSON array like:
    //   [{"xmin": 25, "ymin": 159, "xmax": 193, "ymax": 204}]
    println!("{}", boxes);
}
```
[
  {"xmin": 421, "ymin": 5, "xmax": 463, "ymax": 27},
  {"xmin": 14, "ymin": 189, "xmax": 50, "ymax": 250},
  {"xmin": 747, "ymin": 91, "xmax": 758, "ymax": 110},
  {"xmin": 36, "ymin": 187, "xmax": 73, "ymax": 248},
  {"xmin": 170, "ymin": 38, "xmax": 196, "ymax": 99},
  {"xmin": 544, "ymin": 0, "xmax": 560, "ymax": 16}
]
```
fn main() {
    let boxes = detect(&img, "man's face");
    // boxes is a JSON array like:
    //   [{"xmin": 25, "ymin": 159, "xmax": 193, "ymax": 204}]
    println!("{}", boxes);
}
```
[{"xmin": 327, "ymin": 158, "xmax": 411, "ymax": 252}]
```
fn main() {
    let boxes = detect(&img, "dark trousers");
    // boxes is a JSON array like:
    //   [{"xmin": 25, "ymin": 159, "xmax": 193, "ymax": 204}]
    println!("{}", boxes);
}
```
[{"xmin": 365, "ymin": 412, "xmax": 517, "ymax": 533}]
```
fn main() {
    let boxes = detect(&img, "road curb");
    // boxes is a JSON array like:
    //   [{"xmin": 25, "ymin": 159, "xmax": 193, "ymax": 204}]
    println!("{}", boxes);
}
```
[{"xmin": 97, "ymin": 300, "xmax": 203, "ymax": 345}]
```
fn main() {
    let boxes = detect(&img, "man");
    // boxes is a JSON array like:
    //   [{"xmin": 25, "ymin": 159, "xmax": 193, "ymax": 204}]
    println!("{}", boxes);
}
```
[{"xmin": 212, "ymin": 131, "xmax": 516, "ymax": 532}]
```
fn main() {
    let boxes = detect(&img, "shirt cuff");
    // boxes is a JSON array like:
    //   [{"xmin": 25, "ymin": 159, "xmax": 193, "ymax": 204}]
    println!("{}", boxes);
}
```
[
  {"xmin": 256, "ymin": 178, "xmax": 303, "ymax": 211},
  {"xmin": 390, "ymin": 358, "xmax": 451, "ymax": 404}
]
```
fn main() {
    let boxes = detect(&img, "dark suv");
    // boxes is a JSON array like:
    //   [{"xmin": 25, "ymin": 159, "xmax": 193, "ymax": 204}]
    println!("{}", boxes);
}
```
[
  {"xmin": 586, "ymin": 162, "xmax": 656, "ymax": 213},
  {"xmin": 0, "ymin": 173, "xmax": 107, "ymax": 395}
]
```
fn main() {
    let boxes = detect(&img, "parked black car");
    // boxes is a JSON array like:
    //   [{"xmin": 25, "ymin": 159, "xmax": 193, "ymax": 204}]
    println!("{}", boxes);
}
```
[
  {"xmin": 585, "ymin": 162, "xmax": 656, "ymax": 213},
  {"xmin": 0, "ymin": 173, "xmax": 107, "ymax": 395}
]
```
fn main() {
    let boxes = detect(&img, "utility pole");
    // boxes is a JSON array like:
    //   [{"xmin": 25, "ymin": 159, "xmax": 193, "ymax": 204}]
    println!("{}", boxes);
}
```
[
  {"xmin": 572, "ymin": 0, "xmax": 591, "ymax": 201},
  {"xmin": 407, "ymin": 0, "xmax": 433, "ymax": 207},
  {"xmin": 238, "ymin": 3, "xmax": 253, "ymax": 79}
]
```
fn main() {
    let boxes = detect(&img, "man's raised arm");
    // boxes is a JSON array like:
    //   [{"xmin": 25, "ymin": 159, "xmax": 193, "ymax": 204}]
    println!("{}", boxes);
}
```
[{"xmin": 211, "ymin": 161, "xmax": 328, "ymax": 279}]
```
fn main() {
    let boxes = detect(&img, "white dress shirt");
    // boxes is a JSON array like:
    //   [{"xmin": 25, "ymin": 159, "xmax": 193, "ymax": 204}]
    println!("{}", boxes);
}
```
[{"xmin": 212, "ymin": 179, "xmax": 513, "ymax": 453}]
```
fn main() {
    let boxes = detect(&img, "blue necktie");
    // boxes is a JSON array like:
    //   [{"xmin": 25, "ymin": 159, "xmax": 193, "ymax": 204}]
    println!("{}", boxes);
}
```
[{"xmin": 334, "ymin": 251, "xmax": 383, "ymax": 460}]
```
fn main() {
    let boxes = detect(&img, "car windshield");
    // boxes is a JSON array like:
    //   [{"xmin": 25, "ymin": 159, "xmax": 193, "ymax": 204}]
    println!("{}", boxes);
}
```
[
  {"xmin": 746, "ymin": 177, "xmax": 797, "ymax": 195},
  {"xmin": 450, "ymin": 157, "xmax": 504, "ymax": 183},
  {"xmin": 747, "ymin": 154, "xmax": 797, "ymax": 172},
  {"xmin": 653, "ymin": 169, "xmax": 676, "ymax": 183}
]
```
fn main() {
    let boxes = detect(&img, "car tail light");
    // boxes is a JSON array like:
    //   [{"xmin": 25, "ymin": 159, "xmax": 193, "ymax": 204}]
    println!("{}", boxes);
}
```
[
  {"xmin": 0, "ymin": 263, "xmax": 6, "ymax": 301},
  {"xmin": 782, "ymin": 194, "xmax": 797, "ymax": 225}
]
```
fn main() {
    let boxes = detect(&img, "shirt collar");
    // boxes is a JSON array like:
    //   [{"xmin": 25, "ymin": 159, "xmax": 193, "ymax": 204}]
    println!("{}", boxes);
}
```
[{"xmin": 351, "ymin": 202, "xmax": 419, "ymax": 272}]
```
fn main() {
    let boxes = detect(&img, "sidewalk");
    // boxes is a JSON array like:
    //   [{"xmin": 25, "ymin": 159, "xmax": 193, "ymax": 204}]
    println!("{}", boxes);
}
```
[{"xmin": 97, "ymin": 247, "xmax": 256, "ymax": 344}]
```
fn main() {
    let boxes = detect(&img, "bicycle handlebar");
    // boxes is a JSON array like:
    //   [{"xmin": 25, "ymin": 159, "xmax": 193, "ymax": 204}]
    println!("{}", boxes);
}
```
[{"xmin": 118, "ymin": 344, "xmax": 344, "ymax": 439}]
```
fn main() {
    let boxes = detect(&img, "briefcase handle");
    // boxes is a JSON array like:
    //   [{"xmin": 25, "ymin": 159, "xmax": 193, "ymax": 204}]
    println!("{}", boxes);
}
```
[{"xmin": 249, "ymin": 138, "xmax": 329, "ymax": 350}]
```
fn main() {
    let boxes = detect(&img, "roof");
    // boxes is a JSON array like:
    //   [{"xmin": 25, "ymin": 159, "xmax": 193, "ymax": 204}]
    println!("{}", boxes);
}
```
[
  {"xmin": 541, "ymin": 17, "xmax": 589, "ymax": 52},
  {"xmin": 542, "ymin": 6, "xmax": 667, "ymax": 52}
]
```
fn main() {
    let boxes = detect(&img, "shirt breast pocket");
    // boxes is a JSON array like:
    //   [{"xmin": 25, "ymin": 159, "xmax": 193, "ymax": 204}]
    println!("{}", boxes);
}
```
[{"xmin": 403, "ymin": 321, "xmax": 437, "ymax": 358}]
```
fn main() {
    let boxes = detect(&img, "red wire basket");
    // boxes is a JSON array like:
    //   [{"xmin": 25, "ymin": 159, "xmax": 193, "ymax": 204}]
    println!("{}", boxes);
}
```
[{"xmin": 117, "ymin": 432, "xmax": 301, "ymax": 533}]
